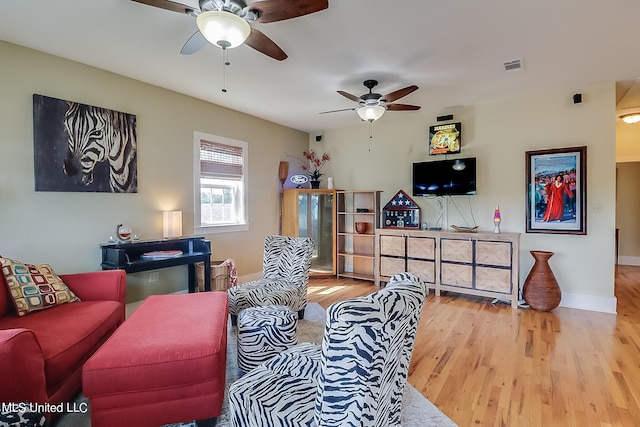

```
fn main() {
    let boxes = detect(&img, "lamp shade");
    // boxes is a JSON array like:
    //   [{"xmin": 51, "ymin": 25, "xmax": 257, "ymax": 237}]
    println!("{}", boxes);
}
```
[
  {"xmin": 163, "ymin": 211, "xmax": 183, "ymax": 239},
  {"xmin": 196, "ymin": 10, "xmax": 251, "ymax": 49},
  {"xmin": 357, "ymin": 105, "xmax": 386, "ymax": 122}
]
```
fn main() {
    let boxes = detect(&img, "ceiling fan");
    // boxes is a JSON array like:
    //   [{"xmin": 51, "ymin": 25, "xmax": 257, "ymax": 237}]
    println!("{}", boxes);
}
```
[
  {"xmin": 320, "ymin": 80, "xmax": 421, "ymax": 122},
  {"xmin": 131, "ymin": 0, "xmax": 329, "ymax": 61}
]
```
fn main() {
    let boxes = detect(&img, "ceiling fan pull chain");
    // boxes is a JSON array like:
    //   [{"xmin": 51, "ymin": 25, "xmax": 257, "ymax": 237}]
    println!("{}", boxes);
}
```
[
  {"xmin": 368, "ymin": 122, "xmax": 373, "ymax": 151},
  {"xmin": 221, "ymin": 48, "xmax": 230, "ymax": 93}
]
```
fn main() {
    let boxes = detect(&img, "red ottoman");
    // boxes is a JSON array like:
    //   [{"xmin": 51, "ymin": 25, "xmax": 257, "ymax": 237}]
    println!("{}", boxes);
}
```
[{"xmin": 82, "ymin": 292, "xmax": 228, "ymax": 427}]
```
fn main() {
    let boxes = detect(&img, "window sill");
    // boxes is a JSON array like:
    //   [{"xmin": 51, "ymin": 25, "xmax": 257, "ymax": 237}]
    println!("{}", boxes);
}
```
[{"xmin": 195, "ymin": 223, "xmax": 249, "ymax": 234}]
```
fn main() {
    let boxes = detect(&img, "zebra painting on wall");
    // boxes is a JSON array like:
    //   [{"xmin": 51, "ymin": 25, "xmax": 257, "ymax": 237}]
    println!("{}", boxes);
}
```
[{"xmin": 33, "ymin": 94, "xmax": 137, "ymax": 193}]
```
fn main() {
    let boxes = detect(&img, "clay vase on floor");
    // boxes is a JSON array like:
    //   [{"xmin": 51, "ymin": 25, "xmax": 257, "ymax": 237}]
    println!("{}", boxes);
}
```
[{"xmin": 523, "ymin": 250, "xmax": 561, "ymax": 311}]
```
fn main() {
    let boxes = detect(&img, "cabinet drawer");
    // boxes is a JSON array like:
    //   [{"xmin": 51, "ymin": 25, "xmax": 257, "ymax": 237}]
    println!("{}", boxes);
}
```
[
  {"xmin": 441, "ymin": 239, "xmax": 473, "ymax": 263},
  {"xmin": 476, "ymin": 241, "xmax": 511, "ymax": 267},
  {"xmin": 380, "ymin": 256, "xmax": 405, "ymax": 277},
  {"xmin": 407, "ymin": 259, "xmax": 435, "ymax": 283},
  {"xmin": 407, "ymin": 237, "xmax": 435, "ymax": 259},
  {"xmin": 380, "ymin": 235, "xmax": 405, "ymax": 257},
  {"xmin": 441, "ymin": 263, "xmax": 473, "ymax": 288},
  {"xmin": 476, "ymin": 267, "xmax": 511, "ymax": 293}
]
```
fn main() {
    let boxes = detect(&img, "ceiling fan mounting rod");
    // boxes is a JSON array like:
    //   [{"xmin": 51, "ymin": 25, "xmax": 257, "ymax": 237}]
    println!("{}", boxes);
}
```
[{"xmin": 363, "ymin": 79, "xmax": 379, "ymax": 91}]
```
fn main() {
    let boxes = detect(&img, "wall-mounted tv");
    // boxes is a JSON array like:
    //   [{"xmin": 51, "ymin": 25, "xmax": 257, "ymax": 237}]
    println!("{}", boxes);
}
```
[{"xmin": 413, "ymin": 157, "xmax": 477, "ymax": 196}]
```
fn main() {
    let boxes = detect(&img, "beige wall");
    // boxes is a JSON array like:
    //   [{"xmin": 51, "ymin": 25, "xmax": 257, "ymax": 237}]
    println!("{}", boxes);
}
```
[
  {"xmin": 316, "ymin": 82, "xmax": 617, "ymax": 312},
  {"xmin": 616, "ymin": 162, "xmax": 640, "ymax": 262},
  {"xmin": 0, "ymin": 41, "xmax": 308, "ymax": 302},
  {"xmin": 615, "ymin": 113, "xmax": 640, "ymax": 263},
  {"xmin": 0, "ymin": 41, "xmax": 619, "ymax": 311},
  {"xmin": 616, "ymin": 119, "xmax": 640, "ymax": 162}
]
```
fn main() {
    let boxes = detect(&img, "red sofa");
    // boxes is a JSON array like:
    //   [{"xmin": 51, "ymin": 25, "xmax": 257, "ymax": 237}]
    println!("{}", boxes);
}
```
[{"xmin": 0, "ymin": 269, "xmax": 126, "ymax": 419}]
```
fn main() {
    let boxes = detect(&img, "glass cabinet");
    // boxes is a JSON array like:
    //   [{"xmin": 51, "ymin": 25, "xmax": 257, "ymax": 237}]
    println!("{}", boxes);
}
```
[{"xmin": 282, "ymin": 189, "xmax": 336, "ymax": 275}]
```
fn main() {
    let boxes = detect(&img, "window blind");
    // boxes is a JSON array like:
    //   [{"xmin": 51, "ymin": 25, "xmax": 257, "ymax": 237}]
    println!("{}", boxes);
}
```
[{"xmin": 200, "ymin": 140, "xmax": 243, "ymax": 179}]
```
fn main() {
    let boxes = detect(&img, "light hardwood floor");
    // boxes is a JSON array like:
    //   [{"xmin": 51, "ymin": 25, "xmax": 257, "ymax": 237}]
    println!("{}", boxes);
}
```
[{"xmin": 306, "ymin": 265, "xmax": 640, "ymax": 427}]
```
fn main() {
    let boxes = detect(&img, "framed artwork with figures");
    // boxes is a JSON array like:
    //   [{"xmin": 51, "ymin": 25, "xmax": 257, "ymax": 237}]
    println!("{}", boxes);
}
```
[{"xmin": 525, "ymin": 146, "xmax": 586, "ymax": 235}]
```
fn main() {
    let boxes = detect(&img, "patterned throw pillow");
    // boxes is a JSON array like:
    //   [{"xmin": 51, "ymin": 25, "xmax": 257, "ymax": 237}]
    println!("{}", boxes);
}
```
[{"xmin": 0, "ymin": 257, "xmax": 80, "ymax": 317}]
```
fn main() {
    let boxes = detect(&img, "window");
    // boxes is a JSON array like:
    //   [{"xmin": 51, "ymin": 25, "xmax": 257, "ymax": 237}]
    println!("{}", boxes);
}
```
[{"xmin": 194, "ymin": 132, "xmax": 248, "ymax": 233}]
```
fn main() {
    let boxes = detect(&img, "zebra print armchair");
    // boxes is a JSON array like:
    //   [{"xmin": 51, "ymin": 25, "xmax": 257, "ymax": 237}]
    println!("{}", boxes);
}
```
[
  {"xmin": 227, "ymin": 235, "xmax": 314, "ymax": 325},
  {"xmin": 229, "ymin": 272, "xmax": 428, "ymax": 427}
]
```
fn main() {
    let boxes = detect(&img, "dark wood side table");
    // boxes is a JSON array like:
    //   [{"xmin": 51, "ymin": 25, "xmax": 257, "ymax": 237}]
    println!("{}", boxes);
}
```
[{"xmin": 100, "ymin": 236, "xmax": 211, "ymax": 292}]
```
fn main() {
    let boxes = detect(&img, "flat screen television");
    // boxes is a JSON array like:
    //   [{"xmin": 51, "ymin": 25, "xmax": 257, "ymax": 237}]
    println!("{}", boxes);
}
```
[{"xmin": 412, "ymin": 157, "xmax": 477, "ymax": 196}]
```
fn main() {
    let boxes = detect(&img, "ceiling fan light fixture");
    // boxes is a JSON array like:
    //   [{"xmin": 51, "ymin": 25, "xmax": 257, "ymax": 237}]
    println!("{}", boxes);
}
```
[
  {"xmin": 452, "ymin": 160, "xmax": 466, "ymax": 171},
  {"xmin": 357, "ymin": 105, "xmax": 386, "ymax": 122},
  {"xmin": 621, "ymin": 114, "xmax": 640, "ymax": 124},
  {"xmin": 618, "ymin": 107, "xmax": 640, "ymax": 124},
  {"xmin": 196, "ymin": 10, "xmax": 251, "ymax": 49}
]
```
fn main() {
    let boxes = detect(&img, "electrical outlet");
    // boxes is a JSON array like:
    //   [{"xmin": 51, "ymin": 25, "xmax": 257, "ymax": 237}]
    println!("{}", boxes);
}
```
[{"xmin": 149, "ymin": 272, "xmax": 159, "ymax": 283}]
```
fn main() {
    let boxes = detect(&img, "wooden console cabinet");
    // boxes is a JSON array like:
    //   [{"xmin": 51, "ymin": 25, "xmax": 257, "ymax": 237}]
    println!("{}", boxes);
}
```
[
  {"xmin": 100, "ymin": 236, "xmax": 211, "ymax": 293},
  {"xmin": 375, "ymin": 229, "xmax": 520, "ymax": 307}
]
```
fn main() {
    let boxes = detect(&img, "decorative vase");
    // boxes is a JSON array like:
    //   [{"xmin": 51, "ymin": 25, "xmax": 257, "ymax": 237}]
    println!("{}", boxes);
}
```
[
  {"xmin": 310, "ymin": 180, "xmax": 320, "ymax": 189},
  {"xmin": 523, "ymin": 250, "xmax": 561, "ymax": 311},
  {"xmin": 116, "ymin": 224, "xmax": 131, "ymax": 242},
  {"xmin": 355, "ymin": 222, "xmax": 368, "ymax": 234}
]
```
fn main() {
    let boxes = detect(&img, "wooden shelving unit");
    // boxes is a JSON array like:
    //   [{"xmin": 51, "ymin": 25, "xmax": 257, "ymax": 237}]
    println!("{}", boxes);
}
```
[{"xmin": 336, "ymin": 190, "xmax": 381, "ymax": 282}]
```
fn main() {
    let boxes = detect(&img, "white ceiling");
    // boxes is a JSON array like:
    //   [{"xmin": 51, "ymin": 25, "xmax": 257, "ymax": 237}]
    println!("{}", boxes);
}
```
[{"xmin": 2, "ymin": 0, "xmax": 640, "ymax": 133}]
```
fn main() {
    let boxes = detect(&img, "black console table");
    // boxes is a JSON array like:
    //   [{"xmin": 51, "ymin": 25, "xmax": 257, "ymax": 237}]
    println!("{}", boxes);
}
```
[{"xmin": 100, "ymin": 236, "xmax": 212, "ymax": 293}]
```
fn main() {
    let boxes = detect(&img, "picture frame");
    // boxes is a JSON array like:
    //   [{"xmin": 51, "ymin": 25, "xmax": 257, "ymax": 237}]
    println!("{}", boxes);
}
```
[
  {"xmin": 525, "ymin": 146, "xmax": 586, "ymax": 234},
  {"xmin": 33, "ymin": 94, "xmax": 137, "ymax": 193},
  {"xmin": 428, "ymin": 122, "xmax": 461, "ymax": 155}
]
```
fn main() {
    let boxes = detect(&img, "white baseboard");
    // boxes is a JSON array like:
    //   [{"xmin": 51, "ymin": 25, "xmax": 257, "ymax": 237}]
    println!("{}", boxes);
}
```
[
  {"xmin": 559, "ymin": 292, "xmax": 617, "ymax": 314},
  {"xmin": 617, "ymin": 256, "xmax": 640, "ymax": 266}
]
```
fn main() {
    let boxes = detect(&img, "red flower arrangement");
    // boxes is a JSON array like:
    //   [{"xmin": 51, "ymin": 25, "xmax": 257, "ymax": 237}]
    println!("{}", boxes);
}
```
[{"xmin": 301, "ymin": 150, "xmax": 330, "ymax": 181}]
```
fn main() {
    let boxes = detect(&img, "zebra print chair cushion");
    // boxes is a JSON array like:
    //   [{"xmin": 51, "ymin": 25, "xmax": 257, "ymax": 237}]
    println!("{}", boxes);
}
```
[
  {"xmin": 227, "ymin": 236, "xmax": 314, "ymax": 323},
  {"xmin": 229, "ymin": 272, "xmax": 428, "ymax": 427}
]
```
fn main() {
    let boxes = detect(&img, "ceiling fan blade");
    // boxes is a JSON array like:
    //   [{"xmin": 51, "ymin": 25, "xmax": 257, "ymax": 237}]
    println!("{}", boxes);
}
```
[
  {"xmin": 387, "ymin": 103, "xmax": 421, "ymax": 111},
  {"xmin": 381, "ymin": 85, "xmax": 419, "ymax": 103},
  {"xmin": 250, "ymin": 0, "xmax": 329, "ymax": 24},
  {"xmin": 180, "ymin": 31, "xmax": 208, "ymax": 55},
  {"xmin": 130, "ymin": 0, "xmax": 195, "ymax": 14},
  {"xmin": 337, "ymin": 91, "xmax": 362, "ymax": 103},
  {"xmin": 245, "ymin": 28, "xmax": 288, "ymax": 61},
  {"xmin": 318, "ymin": 107, "xmax": 356, "ymax": 114}
]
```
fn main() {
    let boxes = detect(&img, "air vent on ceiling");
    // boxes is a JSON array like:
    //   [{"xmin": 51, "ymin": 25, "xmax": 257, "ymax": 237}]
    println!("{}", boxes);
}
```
[{"xmin": 503, "ymin": 58, "xmax": 524, "ymax": 72}]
